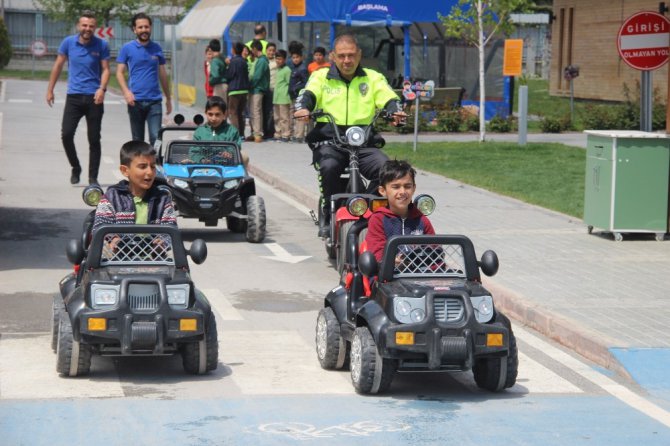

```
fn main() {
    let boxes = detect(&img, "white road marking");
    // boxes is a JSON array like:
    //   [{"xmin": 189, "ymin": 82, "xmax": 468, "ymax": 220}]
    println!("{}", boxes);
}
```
[
  {"xmin": 222, "ymin": 330, "xmax": 353, "ymax": 395},
  {"xmin": 0, "ymin": 335, "xmax": 125, "ymax": 399},
  {"xmin": 508, "ymin": 351, "xmax": 582, "ymax": 394},
  {"xmin": 102, "ymin": 155, "xmax": 114, "ymax": 164},
  {"xmin": 515, "ymin": 325, "xmax": 670, "ymax": 427},
  {"xmin": 255, "ymin": 179, "xmax": 313, "ymax": 216},
  {"xmin": 8, "ymin": 98, "xmax": 32, "ymax": 103},
  {"xmin": 261, "ymin": 242, "xmax": 311, "ymax": 264},
  {"xmin": 202, "ymin": 288, "xmax": 244, "ymax": 321}
]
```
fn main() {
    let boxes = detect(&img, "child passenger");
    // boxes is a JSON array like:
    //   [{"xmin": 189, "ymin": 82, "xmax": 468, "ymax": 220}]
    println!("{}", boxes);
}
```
[
  {"xmin": 365, "ymin": 160, "xmax": 435, "ymax": 262},
  {"xmin": 93, "ymin": 140, "xmax": 177, "ymax": 233},
  {"xmin": 193, "ymin": 95, "xmax": 248, "ymax": 166}
]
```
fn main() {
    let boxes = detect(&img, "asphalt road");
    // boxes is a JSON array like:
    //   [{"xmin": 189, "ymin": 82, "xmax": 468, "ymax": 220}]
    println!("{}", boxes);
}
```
[{"xmin": 0, "ymin": 79, "xmax": 668, "ymax": 445}]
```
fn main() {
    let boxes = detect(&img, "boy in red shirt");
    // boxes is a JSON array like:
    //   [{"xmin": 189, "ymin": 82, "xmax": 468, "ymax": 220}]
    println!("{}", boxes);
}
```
[{"xmin": 365, "ymin": 160, "xmax": 435, "ymax": 262}]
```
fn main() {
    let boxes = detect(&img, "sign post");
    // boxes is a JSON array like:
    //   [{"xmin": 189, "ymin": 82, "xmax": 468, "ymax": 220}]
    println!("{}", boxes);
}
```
[
  {"xmin": 30, "ymin": 39, "xmax": 47, "ymax": 77},
  {"xmin": 617, "ymin": 11, "xmax": 670, "ymax": 131},
  {"xmin": 503, "ymin": 39, "xmax": 524, "ymax": 145}
]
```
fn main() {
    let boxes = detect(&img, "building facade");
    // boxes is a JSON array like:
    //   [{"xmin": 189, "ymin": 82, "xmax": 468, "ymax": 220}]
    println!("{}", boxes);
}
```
[{"xmin": 551, "ymin": 0, "xmax": 669, "ymax": 101}]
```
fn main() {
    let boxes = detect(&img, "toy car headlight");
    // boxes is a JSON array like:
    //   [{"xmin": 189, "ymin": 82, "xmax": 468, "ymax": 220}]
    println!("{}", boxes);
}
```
[
  {"xmin": 91, "ymin": 284, "xmax": 120, "ymax": 308},
  {"xmin": 173, "ymin": 178, "xmax": 189, "ymax": 189},
  {"xmin": 471, "ymin": 295, "xmax": 494, "ymax": 323},
  {"xmin": 223, "ymin": 179, "xmax": 240, "ymax": 189},
  {"xmin": 410, "ymin": 308, "xmax": 426, "ymax": 323},
  {"xmin": 82, "ymin": 185, "xmax": 103, "ymax": 207},
  {"xmin": 393, "ymin": 296, "xmax": 426, "ymax": 324},
  {"xmin": 345, "ymin": 126, "xmax": 366, "ymax": 146},
  {"xmin": 347, "ymin": 196, "xmax": 369, "ymax": 217},
  {"xmin": 167, "ymin": 284, "xmax": 190, "ymax": 307},
  {"xmin": 414, "ymin": 194, "xmax": 436, "ymax": 216}
]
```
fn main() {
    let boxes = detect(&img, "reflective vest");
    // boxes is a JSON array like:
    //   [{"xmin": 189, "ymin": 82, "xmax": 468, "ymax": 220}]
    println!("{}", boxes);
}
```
[{"xmin": 304, "ymin": 65, "xmax": 398, "ymax": 126}]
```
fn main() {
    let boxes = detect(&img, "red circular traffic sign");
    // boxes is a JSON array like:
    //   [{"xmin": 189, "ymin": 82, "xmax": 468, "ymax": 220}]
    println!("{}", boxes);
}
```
[
  {"xmin": 617, "ymin": 11, "xmax": 670, "ymax": 70},
  {"xmin": 31, "ymin": 40, "xmax": 47, "ymax": 57}
]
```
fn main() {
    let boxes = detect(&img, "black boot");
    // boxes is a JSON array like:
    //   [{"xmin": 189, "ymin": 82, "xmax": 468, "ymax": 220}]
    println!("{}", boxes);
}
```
[{"xmin": 318, "ymin": 209, "xmax": 330, "ymax": 238}]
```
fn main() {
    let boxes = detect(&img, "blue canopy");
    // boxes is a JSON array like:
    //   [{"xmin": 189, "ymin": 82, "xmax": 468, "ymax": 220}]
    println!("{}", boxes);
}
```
[
  {"xmin": 225, "ymin": 0, "xmax": 457, "ymax": 80},
  {"xmin": 229, "ymin": 0, "xmax": 455, "ymax": 25}
]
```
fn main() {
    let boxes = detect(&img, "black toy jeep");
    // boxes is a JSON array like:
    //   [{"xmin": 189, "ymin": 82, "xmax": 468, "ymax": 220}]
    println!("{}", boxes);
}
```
[
  {"xmin": 315, "ymin": 218, "xmax": 518, "ymax": 394},
  {"xmin": 54, "ymin": 215, "xmax": 218, "ymax": 377}
]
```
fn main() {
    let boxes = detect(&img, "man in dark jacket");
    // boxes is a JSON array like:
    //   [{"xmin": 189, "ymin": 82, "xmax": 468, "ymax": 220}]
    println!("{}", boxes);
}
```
[{"xmin": 226, "ymin": 42, "xmax": 251, "ymax": 138}]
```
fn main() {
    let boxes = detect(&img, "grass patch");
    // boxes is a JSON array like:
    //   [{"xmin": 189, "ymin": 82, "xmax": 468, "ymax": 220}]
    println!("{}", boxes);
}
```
[{"xmin": 383, "ymin": 141, "xmax": 585, "ymax": 218}]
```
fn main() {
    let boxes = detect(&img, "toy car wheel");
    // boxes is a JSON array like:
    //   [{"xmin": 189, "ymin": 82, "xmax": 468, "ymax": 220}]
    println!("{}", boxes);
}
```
[
  {"xmin": 315, "ymin": 307, "xmax": 349, "ymax": 370},
  {"xmin": 350, "ymin": 327, "xmax": 395, "ymax": 394},
  {"xmin": 51, "ymin": 294, "xmax": 65, "ymax": 353},
  {"xmin": 56, "ymin": 312, "xmax": 92, "ymax": 377},
  {"xmin": 336, "ymin": 221, "xmax": 355, "ymax": 276},
  {"xmin": 182, "ymin": 312, "xmax": 219, "ymax": 375},
  {"xmin": 472, "ymin": 313, "xmax": 518, "ymax": 391},
  {"xmin": 226, "ymin": 216, "xmax": 247, "ymax": 233},
  {"xmin": 245, "ymin": 195, "xmax": 266, "ymax": 243}
]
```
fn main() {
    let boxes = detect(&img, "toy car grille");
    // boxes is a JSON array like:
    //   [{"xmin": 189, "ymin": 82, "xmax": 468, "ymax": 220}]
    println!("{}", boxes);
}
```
[
  {"xmin": 101, "ymin": 233, "xmax": 175, "ymax": 265},
  {"xmin": 128, "ymin": 283, "xmax": 160, "ymax": 311},
  {"xmin": 167, "ymin": 142, "xmax": 239, "ymax": 166},
  {"xmin": 393, "ymin": 243, "xmax": 466, "ymax": 278},
  {"xmin": 433, "ymin": 297, "xmax": 465, "ymax": 322},
  {"xmin": 194, "ymin": 185, "xmax": 218, "ymax": 198}
]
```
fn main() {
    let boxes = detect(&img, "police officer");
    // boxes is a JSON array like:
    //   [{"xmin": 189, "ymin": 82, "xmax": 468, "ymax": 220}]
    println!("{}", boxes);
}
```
[{"xmin": 294, "ymin": 33, "xmax": 406, "ymax": 237}]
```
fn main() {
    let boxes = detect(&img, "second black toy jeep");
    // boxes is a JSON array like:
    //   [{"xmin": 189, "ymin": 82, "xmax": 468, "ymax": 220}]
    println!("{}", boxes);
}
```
[{"xmin": 315, "ymin": 220, "xmax": 518, "ymax": 394}]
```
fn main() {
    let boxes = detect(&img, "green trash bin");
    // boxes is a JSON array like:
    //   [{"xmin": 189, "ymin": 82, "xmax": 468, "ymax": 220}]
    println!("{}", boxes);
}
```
[{"xmin": 583, "ymin": 130, "xmax": 669, "ymax": 241}]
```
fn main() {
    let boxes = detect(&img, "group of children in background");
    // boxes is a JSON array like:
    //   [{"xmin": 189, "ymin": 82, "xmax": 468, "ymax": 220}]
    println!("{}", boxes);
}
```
[{"xmin": 204, "ymin": 30, "xmax": 331, "ymax": 144}]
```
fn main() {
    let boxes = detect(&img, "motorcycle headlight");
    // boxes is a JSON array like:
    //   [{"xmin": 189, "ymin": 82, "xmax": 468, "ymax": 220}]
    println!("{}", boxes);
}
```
[
  {"xmin": 414, "ymin": 194, "xmax": 436, "ymax": 216},
  {"xmin": 347, "ymin": 196, "xmax": 369, "ymax": 217},
  {"xmin": 173, "ymin": 178, "xmax": 189, "ymax": 189},
  {"xmin": 471, "ymin": 295, "xmax": 494, "ymax": 323},
  {"xmin": 167, "ymin": 284, "xmax": 190, "ymax": 308},
  {"xmin": 345, "ymin": 126, "xmax": 366, "ymax": 146},
  {"xmin": 91, "ymin": 284, "xmax": 120, "ymax": 309}
]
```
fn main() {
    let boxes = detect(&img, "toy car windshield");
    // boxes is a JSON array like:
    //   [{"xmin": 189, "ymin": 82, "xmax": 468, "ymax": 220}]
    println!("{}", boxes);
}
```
[
  {"xmin": 380, "ymin": 236, "xmax": 475, "ymax": 280},
  {"xmin": 100, "ymin": 232, "xmax": 175, "ymax": 265},
  {"xmin": 166, "ymin": 141, "xmax": 240, "ymax": 166}
]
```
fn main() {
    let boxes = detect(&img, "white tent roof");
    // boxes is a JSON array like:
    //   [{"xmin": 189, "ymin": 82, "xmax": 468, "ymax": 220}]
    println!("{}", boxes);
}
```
[{"xmin": 179, "ymin": 0, "xmax": 244, "ymax": 39}]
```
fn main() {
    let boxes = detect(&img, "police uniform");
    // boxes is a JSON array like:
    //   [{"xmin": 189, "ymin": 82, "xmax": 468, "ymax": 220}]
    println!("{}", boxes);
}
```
[{"xmin": 295, "ymin": 63, "xmax": 402, "ymax": 227}]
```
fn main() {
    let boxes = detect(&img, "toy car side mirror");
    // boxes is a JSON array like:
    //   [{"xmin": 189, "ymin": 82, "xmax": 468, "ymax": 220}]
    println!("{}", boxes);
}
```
[
  {"xmin": 478, "ymin": 250, "xmax": 499, "ymax": 277},
  {"xmin": 358, "ymin": 251, "xmax": 378, "ymax": 277},
  {"xmin": 188, "ymin": 239, "xmax": 207, "ymax": 264},
  {"xmin": 173, "ymin": 114, "xmax": 185, "ymax": 125},
  {"xmin": 193, "ymin": 114, "xmax": 205, "ymax": 126},
  {"xmin": 66, "ymin": 238, "xmax": 85, "ymax": 265}
]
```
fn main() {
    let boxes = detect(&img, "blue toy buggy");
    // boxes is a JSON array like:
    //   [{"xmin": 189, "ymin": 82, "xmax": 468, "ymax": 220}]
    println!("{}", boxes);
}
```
[{"xmin": 156, "ymin": 115, "xmax": 266, "ymax": 242}]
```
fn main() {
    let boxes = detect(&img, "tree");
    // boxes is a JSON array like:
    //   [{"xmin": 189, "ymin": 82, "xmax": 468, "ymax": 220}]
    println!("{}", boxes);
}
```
[
  {"xmin": 36, "ymin": 0, "xmax": 146, "ymax": 26},
  {"xmin": 440, "ymin": 0, "xmax": 534, "ymax": 142},
  {"xmin": 0, "ymin": 18, "xmax": 12, "ymax": 69}
]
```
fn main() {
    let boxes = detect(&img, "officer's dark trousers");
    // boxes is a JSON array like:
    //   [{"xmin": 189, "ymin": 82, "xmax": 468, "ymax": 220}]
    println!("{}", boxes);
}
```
[
  {"xmin": 61, "ymin": 94, "xmax": 104, "ymax": 179},
  {"xmin": 312, "ymin": 143, "xmax": 389, "ymax": 216}
]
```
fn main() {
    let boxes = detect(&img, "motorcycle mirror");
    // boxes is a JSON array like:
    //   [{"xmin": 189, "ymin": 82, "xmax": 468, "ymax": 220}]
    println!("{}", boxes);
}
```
[
  {"xmin": 358, "ymin": 251, "xmax": 378, "ymax": 277},
  {"xmin": 173, "ymin": 114, "xmax": 185, "ymax": 125},
  {"xmin": 193, "ymin": 114, "xmax": 205, "ymax": 126},
  {"xmin": 188, "ymin": 239, "xmax": 208, "ymax": 264},
  {"xmin": 66, "ymin": 238, "xmax": 85, "ymax": 265},
  {"xmin": 82, "ymin": 185, "xmax": 103, "ymax": 207},
  {"xmin": 478, "ymin": 250, "xmax": 499, "ymax": 277}
]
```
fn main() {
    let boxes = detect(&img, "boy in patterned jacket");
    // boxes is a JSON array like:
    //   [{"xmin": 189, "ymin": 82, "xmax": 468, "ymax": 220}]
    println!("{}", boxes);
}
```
[
  {"xmin": 93, "ymin": 140, "xmax": 176, "ymax": 234},
  {"xmin": 365, "ymin": 160, "xmax": 435, "ymax": 262}
]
